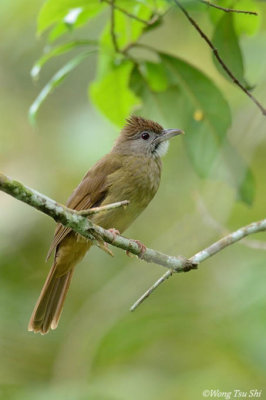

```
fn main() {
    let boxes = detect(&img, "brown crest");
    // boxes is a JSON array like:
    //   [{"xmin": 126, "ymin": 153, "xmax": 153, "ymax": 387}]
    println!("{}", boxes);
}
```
[{"xmin": 122, "ymin": 115, "xmax": 163, "ymax": 138}]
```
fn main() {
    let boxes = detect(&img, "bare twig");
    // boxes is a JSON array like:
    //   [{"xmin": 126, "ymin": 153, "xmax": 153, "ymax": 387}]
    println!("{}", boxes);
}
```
[
  {"xmin": 104, "ymin": 0, "xmax": 160, "ymax": 25},
  {"xmin": 131, "ymin": 218, "xmax": 266, "ymax": 311},
  {"xmin": 173, "ymin": 0, "xmax": 266, "ymax": 116},
  {"xmin": 78, "ymin": 200, "xmax": 129, "ymax": 216},
  {"xmin": 107, "ymin": 0, "xmax": 169, "ymax": 58},
  {"xmin": 110, "ymin": 0, "xmax": 119, "ymax": 52},
  {"xmin": 1, "ymin": 172, "xmax": 265, "ymax": 312},
  {"xmin": 199, "ymin": 0, "xmax": 258, "ymax": 15}
]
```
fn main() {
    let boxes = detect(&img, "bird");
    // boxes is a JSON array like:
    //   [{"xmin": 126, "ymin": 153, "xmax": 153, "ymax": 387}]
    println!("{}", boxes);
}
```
[{"xmin": 28, "ymin": 115, "xmax": 183, "ymax": 334}]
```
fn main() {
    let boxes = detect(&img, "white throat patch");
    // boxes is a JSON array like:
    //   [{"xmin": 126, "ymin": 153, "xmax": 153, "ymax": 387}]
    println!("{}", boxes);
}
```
[{"xmin": 155, "ymin": 140, "xmax": 169, "ymax": 157}]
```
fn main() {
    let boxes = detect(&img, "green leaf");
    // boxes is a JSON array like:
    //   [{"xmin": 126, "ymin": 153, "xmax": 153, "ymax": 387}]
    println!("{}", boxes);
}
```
[
  {"xmin": 233, "ymin": 0, "xmax": 260, "ymax": 36},
  {"xmin": 31, "ymin": 40, "xmax": 96, "ymax": 80},
  {"xmin": 212, "ymin": 14, "xmax": 247, "ymax": 87},
  {"xmin": 37, "ymin": 0, "xmax": 104, "ymax": 35},
  {"xmin": 130, "ymin": 68, "xmax": 185, "ymax": 128},
  {"xmin": 130, "ymin": 56, "xmax": 254, "ymax": 204},
  {"xmin": 29, "ymin": 50, "xmax": 94, "ymax": 125},
  {"xmin": 219, "ymin": 142, "xmax": 255, "ymax": 205},
  {"xmin": 209, "ymin": 141, "xmax": 255, "ymax": 205},
  {"xmin": 90, "ymin": 61, "xmax": 141, "ymax": 126},
  {"xmin": 95, "ymin": 1, "xmax": 155, "ymax": 95},
  {"xmin": 48, "ymin": 6, "xmax": 105, "ymax": 42},
  {"xmin": 141, "ymin": 61, "xmax": 169, "ymax": 92},
  {"xmin": 238, "ymin": 167, "xmax": 255, "ymax": 205},
  {"xmin": 47, "ymin": 22, "xmax": 70, "ymax": 43},
  {"xmin": 100, "ymin": 3, "xmax": 153, "ymax": 51},
  {"xmin": 207, "ymin": 0, "xmax": 235, "ymax": 24},
  {"xmin": 160, "ymin": 53, "xmax": 231, "ymax": 177},
  {"xmin": 207, "ymin": 0, "xmax": 260, "ymax": 36}
]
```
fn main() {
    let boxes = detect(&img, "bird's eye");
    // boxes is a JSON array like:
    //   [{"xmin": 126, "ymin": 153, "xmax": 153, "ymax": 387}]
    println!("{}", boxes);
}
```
[{"xmin": 141, "ymin": 131, "xmax": 150, "ymax": 140}]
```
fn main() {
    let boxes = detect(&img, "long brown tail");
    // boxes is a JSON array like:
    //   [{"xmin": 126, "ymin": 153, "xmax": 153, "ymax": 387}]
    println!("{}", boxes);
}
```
[{"xmin": 28, "ymin": 263, "xmax": 74, "ymax": 334}]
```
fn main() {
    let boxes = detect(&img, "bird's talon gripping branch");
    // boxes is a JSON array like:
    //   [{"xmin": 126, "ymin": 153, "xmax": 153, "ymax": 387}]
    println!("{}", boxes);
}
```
[
  {"xmin": 133, "ymin": 239, "xmax": 147, "ymax": 259},
  {"xmin": 108, "ymin": 228, "xmax": 121, "ymax": 243}
]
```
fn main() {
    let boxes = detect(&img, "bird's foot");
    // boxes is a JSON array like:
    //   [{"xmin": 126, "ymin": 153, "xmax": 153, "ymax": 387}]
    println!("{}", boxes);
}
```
[
  {"xmin": 126, "ymin": 250, "xmax": 134, "ymax": 258},
  {"xmin": 128, "ymin": 239, "xmax": 146, "ymax": 259},
  {"xmin": 97, "ymin": 240, "xmax": 114, "ymax": 257},
  {"xmin": 97, "ymin": 228, "xmax": 121, "ymax": 256},
  {"xmin": 108, "ymin": 228, "xmax": 120, "ymax": 242}
]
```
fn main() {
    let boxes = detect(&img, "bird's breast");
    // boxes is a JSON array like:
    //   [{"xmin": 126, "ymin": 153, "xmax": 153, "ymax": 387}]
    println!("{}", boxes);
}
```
[
  {"xmin": 122, "ymin": 155, "xmax": 161, "ymax": 203},
  {"xmin": 93, "ymin": 155, "xmax": 162, "ymax": 233}
]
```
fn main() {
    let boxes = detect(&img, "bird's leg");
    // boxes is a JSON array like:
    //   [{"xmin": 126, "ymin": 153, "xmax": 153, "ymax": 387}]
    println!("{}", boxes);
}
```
[
  {"xmin": 108, "ymin": 228, "xmax": 120, "ymax": 237},
  {"xmin": 92, "ymin": 229, "xmax": 119, "ymax": 257},
  {"xmin": 128, "ymin": 239, "xmax": 147, "ymax": 259},
  {"xmin": 96, "ymin": 228, "xmax": 121, "ymax": 256},
  {"xmin": 107, "ymin": 229, "xmax": 146, "ymax": 259},
  {"xmin": 126, "ymin": 250, "xmax": 134, "ymax": 258},
  {"xmin": 97, "ymin": 240, "xmax": 114, "ymax": 257}
]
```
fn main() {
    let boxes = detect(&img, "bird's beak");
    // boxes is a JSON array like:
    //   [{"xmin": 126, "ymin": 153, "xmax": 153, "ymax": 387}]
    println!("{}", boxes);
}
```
[
  {"xmin": 162, "ymin": 128, "xmax": 184, "ymax": 141},
  {"xmin": 153, "ymin": 128, "xmax": 184, "ymax": 145}
]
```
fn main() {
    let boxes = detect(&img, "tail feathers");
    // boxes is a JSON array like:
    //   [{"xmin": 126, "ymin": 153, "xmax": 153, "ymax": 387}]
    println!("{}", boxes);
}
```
[{"xmin": 28, "ymin": 263, "xmax": 74, "ymax": 334}]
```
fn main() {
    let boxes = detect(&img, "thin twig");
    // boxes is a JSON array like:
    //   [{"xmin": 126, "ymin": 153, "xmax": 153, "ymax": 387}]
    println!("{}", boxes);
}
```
[
  {"xmin": 110, "ymin": 0, "xmax": 119, "ymax": 52},
  {"xmin": 131, "ymin": 218, "xmax": 266, "ymax": 311},
  {"xmin": 107, "ymin": 0, "xmax": 169, "ymax": 58},
  {"xmin": 104, "ymin": 0, "xmax": 160, "ymax": 25},
  {"xmin": 199, "ymin": 0, "xmax": 258, "ymax": 15},
  {"xmin": 173, "ymin": 0, "xmax": 266, "ymax": 116},
  {"xmin": 78, "ymin": 200, "xmax": 129, "ymax": 216}
]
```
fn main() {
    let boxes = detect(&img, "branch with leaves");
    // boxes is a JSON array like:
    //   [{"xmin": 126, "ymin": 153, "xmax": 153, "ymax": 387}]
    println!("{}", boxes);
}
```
[
  {"xmin": 28, "ymin": 0, "xmax": 265, "ymax": 209},
  {"xmin": 173, "ymin": 0, "xmax": 265, "ymax": 115},
  {"xmin": 1, "ymin": 172, "xmax": 265, "ymax": 311}
]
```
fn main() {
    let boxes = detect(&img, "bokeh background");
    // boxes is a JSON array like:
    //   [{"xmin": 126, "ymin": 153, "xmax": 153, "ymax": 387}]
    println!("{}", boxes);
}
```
[{"xmin": 1, "ymin": 1, "xmax": 266, "ymax": 399}]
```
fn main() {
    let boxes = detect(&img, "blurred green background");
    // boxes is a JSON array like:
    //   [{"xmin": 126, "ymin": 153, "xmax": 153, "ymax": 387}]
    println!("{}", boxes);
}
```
[{"xmin": 1, "ymin": 1, "xmax": 266, "ymax": 399}]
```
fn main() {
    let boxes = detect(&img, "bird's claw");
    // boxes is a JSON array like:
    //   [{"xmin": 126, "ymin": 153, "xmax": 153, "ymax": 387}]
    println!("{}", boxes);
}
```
[
  {"xmin": 129, "ymin": 239, "xmax": 146, "ymax": 259},
  {"xmin": 97, "ymin": 240, "xmax": 114, "ymax": 257},
  {"xmin": 108, "ymin": 228, "xmax": 120, "ymax": 242},
  {"xmin": 126, "ymin": 249, "xmax": 134, "ymax": 258}
]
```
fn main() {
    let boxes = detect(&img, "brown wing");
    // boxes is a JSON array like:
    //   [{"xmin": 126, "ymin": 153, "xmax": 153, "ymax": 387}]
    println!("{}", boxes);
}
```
[{"xmin": 46, "ymin": 153, "xmax": 122, "ymax": 260}]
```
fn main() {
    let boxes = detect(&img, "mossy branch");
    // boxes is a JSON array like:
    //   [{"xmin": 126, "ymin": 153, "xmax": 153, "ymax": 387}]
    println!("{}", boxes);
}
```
[
  {"xmin": 0, "ymin": 172, "xmax": 195, "ymax": 271},
  {"xmin": 1, "ymin": 172, "xmax": 265, "ymax": 311}
]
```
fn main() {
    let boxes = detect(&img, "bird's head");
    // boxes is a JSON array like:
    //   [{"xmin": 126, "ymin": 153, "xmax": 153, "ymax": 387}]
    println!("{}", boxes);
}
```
[{"xmin": 112, "ymin": 115, "xmax": 184, "ymax": 158}]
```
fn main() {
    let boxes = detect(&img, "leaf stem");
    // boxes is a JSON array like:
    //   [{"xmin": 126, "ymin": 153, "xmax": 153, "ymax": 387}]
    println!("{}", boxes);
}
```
[
  {"xmin": 110, "ymin": 0, "xmax": 119, "ymax": 53},
  {"xmin": 103, "ymin": 0, "xmax": 160, "ymax": 25}
]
